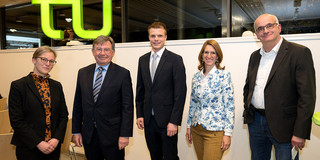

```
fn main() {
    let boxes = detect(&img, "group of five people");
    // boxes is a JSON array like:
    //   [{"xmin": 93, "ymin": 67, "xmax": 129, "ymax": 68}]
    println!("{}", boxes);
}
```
[{"xmin": 8, "ymin": 13, "xmax": 316, "ymax": 160}]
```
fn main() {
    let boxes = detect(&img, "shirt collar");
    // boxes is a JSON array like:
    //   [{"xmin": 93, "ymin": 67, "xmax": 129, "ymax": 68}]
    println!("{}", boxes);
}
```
[
  {"xmin": 95, "ymin": 63, "xmax": 110, "ymax": 71},
  {"xmin": 151, "ymin": 47, "xmax": 165, "ymax": 58},
  {"xmin": 260, "ymin": 37, "xmax": 283, "ymax": 56},
  {"xmin": 200, "ymin": 65, "xmax": 217, "ymax": 77},
  {"xmin": 31, "ymin": 72, "xmax": 50, "ymax": 82},
  {"xmin": 31, "ymin": 72, "xmax": 50, "ymax": 79}
]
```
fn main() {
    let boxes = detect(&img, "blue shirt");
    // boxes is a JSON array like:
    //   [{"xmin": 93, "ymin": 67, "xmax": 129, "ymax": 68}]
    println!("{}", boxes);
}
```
[{"xmin": 93, "ymin": 63, "xmax": 110, "ymax": 88}]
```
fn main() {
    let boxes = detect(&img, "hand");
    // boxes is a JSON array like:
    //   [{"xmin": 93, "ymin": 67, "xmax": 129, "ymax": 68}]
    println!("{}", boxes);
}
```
[
  {"xmin": 72, "ymin": 134, "xmax": 83, "ymax": 147},
  {"xmin": 221, "ymin": 136, "xmax": 231, "ymax": 152},
  {"xmin": 37, "ymin": 141, "xmax": 55, "ymax": 154},
  {"xmin": 48, "ymin": 138, "xmax": 59, "ymax": 150},
  {"xmin": 185, "ymin": 128, "xmax": 192, "ymax": 144},
  {"xmin": 118, "ymin": 137, "xmax": 129, "ymax": 150},
  {"xmin": 136, "ymin": 118, "xmax": 144, "ymax": 130},
  {"xmin": 291, "ymin": 135, "xmax": 305, "ymax": 151},
  {"xmin": 167, "ymin": 123, "xmax": 177, "ymax": 137}
]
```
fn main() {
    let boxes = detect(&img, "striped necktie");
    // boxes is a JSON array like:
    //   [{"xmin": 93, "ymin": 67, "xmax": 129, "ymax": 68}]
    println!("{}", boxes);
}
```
[{"xmin": 93, "ymin": 67, "xmax": 104, "ymax": 102}]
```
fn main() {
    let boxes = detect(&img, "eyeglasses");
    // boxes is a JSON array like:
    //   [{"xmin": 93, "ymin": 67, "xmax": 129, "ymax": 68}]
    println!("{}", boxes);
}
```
[
  {"xmin": 95, "ymin": 47, "xmax": 112, "ymax": 53},
  {"xmin": 255, "ymin": 23, "xmax": 278, "ymax": 33},
  {"xmin": 37, "ymin": 57, "xmax": 57, "ymax": 65},
  {"xmin": 203, "ymin": 51, "xmax": 216, "ymax": 55}
]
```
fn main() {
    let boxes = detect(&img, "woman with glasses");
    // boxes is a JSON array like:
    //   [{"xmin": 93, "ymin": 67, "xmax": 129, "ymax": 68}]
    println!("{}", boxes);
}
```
[
  {"xmin": 185, "ymin": 40, "xmax": 235, "ymax": 160},
  {"xmin": 9, "ymin": 46, "xmax": 68, "ymax": 160}
]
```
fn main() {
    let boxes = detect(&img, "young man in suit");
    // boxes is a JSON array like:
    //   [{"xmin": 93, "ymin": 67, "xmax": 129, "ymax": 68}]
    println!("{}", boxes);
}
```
[
  {"xmin": 243, "ymin": 14, "xmax": 316, "ymax": 160},
  {"xmin": 72, "ymin": 36, "xmax": 134, "ymax": 160},
  {"xmin": 9, "ymin": 46, "xmax": 69, "ymax": 160},
  {"xmin": 136, "ymin": 22, "xmax": 187, "ymax": 160}
]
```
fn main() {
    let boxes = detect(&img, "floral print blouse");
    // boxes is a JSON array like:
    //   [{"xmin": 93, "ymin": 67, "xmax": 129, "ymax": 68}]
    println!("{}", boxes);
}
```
[{"xmin": 187, "ymin": 66, "xmax": 235, "ymax": 136}]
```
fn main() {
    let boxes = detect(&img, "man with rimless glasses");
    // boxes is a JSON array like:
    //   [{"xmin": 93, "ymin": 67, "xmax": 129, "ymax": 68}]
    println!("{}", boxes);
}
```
[
  {"xmin": 9, "ymin": 46, "xmax": 68, "ymax": 160},
  {"xmin": 243, "ymin": 14, "xmax": 316, "ymax": 160}
]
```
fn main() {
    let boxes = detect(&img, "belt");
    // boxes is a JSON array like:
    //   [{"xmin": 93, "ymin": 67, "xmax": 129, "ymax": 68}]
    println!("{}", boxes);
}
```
[{"xmin": 250, "ymin": 105, "xmax": 265, "ymax": 116}]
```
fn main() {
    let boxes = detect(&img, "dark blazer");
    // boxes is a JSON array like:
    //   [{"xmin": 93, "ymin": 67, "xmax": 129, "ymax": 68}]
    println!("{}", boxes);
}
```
[
  {"xmin": 9, "ymin": 73, "xmax": 68, "ymax": 149},
  {"xmin": 136, "ymin": 49, "xmax": 187, "ymax": 128},
  {"xmin": 243, "ymin": 39, "xmax": 316, "ymax": 143},
  {"xmin": 72, "ymin": 62, "xmax": 133, "ymax": 146}
]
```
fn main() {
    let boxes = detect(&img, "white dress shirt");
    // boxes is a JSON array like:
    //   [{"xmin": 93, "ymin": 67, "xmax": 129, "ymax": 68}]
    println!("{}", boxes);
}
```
[
  {"xmin": 149, "ymin": 47, "xmax": 165, "ymax": 76},
  {"xmin": 251, "ymin": 37, "xmax": 283, "ymax": 109}
]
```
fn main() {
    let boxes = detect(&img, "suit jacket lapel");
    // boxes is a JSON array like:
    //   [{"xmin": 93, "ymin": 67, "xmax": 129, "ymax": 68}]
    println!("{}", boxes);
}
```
[
  {"xmin": 86, "ymin": 64, "xmax": 95, "ymax": 103},
  {"xmin": 26, "ymin": 74, "xmax": 43, "ymax": 105},
  {"xmin": 153, "ymin": 49, "xmax": 168, "ymax": 84},
  {"xmin": 250, "ymin": 52, "xmax": 261, "ymax": 91},
  {"xmin": 141, "ymin": 52, "xmax": 152, "ymax": 86},
  {"xmin": 95, "ymin": 62, "xmax": 114, "ymax": 104},
  {"xmin": 265, "ymin": 39, "xmax": 288, "ymax": 87},
  {"xmin": 49, "ymin": 79, "xmax": 57, "ymax": 113},
  {"xmin": 101, "ymin": 62, "xmax": 114, "ymax": 91}
]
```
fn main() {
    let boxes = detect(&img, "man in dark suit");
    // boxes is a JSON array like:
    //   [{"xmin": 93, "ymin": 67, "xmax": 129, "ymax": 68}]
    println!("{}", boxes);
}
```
[
  {"xmin": 72, "ymin": 36, "xmax": 134, "ymax": 160},
  {"xmin": 9, "ymin": 46, "xmax": 69, "ymax": 160},
  {"xmin": 136, "ymin": 22, "xmax": 187, "ymax": 160},
  {"xmin": 243, "ymin": 14, "xmax": 316, "ymax": 160}
]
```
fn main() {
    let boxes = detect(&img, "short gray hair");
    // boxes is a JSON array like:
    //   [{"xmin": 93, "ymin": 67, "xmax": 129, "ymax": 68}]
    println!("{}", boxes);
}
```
[
  {"xmin": 92, "ymin": 35, "xmax": 115, "ymax": 51},
  {"xmin": 254, "ymin": 13, "xmax": 279, "ymax": 31}
]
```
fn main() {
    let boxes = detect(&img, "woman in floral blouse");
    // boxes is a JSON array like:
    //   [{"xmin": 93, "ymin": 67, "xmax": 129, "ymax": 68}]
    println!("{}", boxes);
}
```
[{"xmin": 185, "ymin": 40, "xmax": 235, "ymax": 160}]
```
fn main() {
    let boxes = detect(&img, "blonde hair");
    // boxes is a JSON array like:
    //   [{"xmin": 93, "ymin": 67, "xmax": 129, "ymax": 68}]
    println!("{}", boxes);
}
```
[
  {"xmin": 32, "ymin": 46, "xmax": 56, "ymax": 59},
  {"xmin": 148, "ymin": 22, "xmax": 167, "ymax": 35}
]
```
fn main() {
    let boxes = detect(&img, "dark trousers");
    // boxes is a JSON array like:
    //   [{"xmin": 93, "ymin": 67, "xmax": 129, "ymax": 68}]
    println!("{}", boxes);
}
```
[
  {"xmin": 16, "ymin": 143, "xmax": 61, "ymax": 160},
  {"xmin": 83, "ymin": 127, "xmax": 124, "ymax": 160},
  {"xmin": 144, "ymin": 116, "xmax": 179, "ymax": 160}
]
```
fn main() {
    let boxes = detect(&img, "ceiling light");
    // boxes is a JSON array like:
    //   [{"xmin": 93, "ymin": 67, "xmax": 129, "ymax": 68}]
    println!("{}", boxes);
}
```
[
  {"xmin": 10, "ymin": 29, "xmax": 17, "ymax": 32},
  {"xmin": 59, "ymin": 11, "xmax": 66, "ymax": 16},
  {"xmin": 65, "ymin": 18, "xmax": 72, "ymax": 22},
  {"xmin": 115, "ymin": 1, "xmax": 121, "ymax": 9},
  {"xmin": 16, "ymin": 20, "xmax": 23, "ymax": 23}
]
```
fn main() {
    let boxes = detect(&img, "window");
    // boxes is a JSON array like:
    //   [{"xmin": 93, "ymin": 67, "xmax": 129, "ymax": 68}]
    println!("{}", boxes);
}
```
[
  {"xmin": 1, "ymin": 0, "xmax": 320, "ymax": 49},
  {"xmin": 127, "ymin": 0, "xmax": 223, "ymax": 41},
  {"xmin": 232, "ymin": 0, "xmax": 320, "ymax": 37}
]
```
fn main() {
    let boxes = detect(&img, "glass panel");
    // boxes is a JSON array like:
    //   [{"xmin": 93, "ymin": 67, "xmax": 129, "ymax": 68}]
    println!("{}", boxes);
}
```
[
  {"xmin": 232, "ymin": 0, "xmax": 320, "ymax": 37},
  {"xmin": 52, "ymin": 0, "xmax": 122, "ymax": 45},
  {"xmin": 4, "ymin": 0, "xmax": 122, "ymax": 48},
  {"xmin": 127, "ymin": 0, "xmax": 224, "ymax": 42},
  {"xmin": 3, "ymin": 0, "xmax": 320, "ymax": 49},
  {"xmin": 5, "ymin": 4, "xmax": 47, "ymax": 49}
]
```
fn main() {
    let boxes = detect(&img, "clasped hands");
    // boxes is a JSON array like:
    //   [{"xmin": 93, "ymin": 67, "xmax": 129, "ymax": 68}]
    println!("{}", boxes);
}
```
[{"xmin": 37, "ymin": 138, "xmax": 59, "ymax": 154}]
